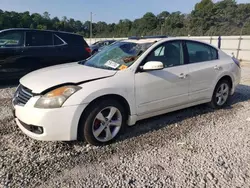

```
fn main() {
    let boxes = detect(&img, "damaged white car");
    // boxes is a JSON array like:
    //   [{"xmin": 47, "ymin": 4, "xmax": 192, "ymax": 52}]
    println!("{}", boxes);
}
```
[{"xmin": 12, "ymin": 37, "xmax": 241, "ymax": 146}]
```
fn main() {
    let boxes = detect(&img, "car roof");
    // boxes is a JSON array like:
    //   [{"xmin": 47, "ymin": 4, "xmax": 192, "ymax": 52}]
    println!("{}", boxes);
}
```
[
  {"xmin": 123, "ymin": 38, "xmax": 168, "ymax": 44},
  {"xmin": 96, "ymin": 40, "xmax": 116, "ymax": 42},
  {"xmin": 0, "ymin": 28, "xmax": 84, "ymax": 37},
  {"xmin": 124, "ymin": 37, "xmax": 219, "ymax": 50},
  {"xmin": 161, "ymin": 38, "xmax": 219, "ymax": 49},
  {"xmin": 128, "ymin": 35, "xmax": 169, "ymax": 39}
]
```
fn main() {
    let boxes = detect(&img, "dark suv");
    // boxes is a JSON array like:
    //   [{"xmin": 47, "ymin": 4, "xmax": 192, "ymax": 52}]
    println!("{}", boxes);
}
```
[{"xmin": 0, "ymin": 28, "xmax": 91, "ymax": 80}]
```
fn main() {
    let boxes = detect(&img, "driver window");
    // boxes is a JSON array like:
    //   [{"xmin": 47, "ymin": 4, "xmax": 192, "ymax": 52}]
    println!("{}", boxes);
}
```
[
  {"xmin": 0, "ymin": 31, "xmax": 24, "ymax": 47},
  {"xmin": 146, "ymin": 41, "xmax": 184, "ymax": 68}
]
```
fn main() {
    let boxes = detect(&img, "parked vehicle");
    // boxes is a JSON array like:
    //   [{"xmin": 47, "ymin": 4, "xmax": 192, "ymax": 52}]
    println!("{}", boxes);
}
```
[
  {"xmin": 12, "ymin": 37, "xmax": 241, "ymax": 146},
  {"xmin": 0, "ymin": 28, "xmax": 91, "ymax": 80},
  {"xmin": 128, "ymin": 35, "xmax": 169, "ymax": 39},
  {"xmin": 96, "ymin": 41, "xmax": 119, "ymax": 53},
  {"xmin": 90, "ymin": 40, "xmax": 116, "ymax": 55}
]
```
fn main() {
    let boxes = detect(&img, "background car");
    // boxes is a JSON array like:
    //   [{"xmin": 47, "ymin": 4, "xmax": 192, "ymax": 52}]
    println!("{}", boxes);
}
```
[
  {"xmin": 12, "ymin": 37, "xmax": 241, "ymax": 146},
  {"xmin": 90, "ymin": 40, "xmax": 116, "ymax": 55},
  {"xmin": 0, "ymin": 28, "xmax": 91, "ymax": 80},
  {"xmin": 128, "ymin": 35, "xmax": 169, "ymax": 39}
]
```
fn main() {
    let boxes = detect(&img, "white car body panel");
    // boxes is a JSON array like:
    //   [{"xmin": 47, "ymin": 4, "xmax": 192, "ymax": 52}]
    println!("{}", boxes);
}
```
[
  {"xmin": 20, "ymin": 62, "xmax": 117, "ymax": 93},
  {"xmin": 63, "ymin": 70, "xmax": 136, "ymax": 114},
  {"xmin": 14, "ymin": 104, "xmax": 87, "ymax": 140},
  {"xmin": 13, "ymin": 38, "xmax": 241, "ymax": 141},
  {"xmin": 188, "ymin": 59, "xmax": 223, "ymax": 102},
  {"xmin": 135, "ymin": 65, "xmax": 189, "ymax": 115}
]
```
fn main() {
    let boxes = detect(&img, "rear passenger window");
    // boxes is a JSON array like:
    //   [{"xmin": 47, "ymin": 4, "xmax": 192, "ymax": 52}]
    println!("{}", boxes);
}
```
[
  {"xmin": 186, "ymin": 42, "xmax": 218, "ymax": 63},
  {"xmin": 54, "ymin": 35, "xmax": 64, "ymax": 45},
  {"xmin": 26, "ymin": 32, "xmax": 53, "ymax": 46}
]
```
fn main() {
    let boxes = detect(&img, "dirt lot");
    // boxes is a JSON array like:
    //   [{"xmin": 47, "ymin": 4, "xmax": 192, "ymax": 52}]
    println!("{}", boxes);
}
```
[{"xmin": 1, "ymin": 64, "xmax": 250, "ymax": 188}]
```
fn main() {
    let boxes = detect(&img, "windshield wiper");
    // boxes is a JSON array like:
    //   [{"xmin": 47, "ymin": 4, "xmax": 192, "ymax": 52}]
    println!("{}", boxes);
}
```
[{"xmin": 79, "ymin": 60, "xmax": 87, "ymax": 65}]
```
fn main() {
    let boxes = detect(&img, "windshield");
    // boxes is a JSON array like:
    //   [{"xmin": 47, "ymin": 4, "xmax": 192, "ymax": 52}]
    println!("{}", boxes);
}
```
[{"xmin": 81, "ymin": 41, "xmax": 153, "ymax": 70}]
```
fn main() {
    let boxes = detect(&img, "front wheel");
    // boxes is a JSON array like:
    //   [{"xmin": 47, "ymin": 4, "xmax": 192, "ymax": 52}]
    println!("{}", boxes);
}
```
[
  {"xmin": 78, "ymin": 100, "xmax": 127, "ymax": 146},
  {"xmin": 209, "ymin": 80, "xmax": 231, "ymax": 109}
]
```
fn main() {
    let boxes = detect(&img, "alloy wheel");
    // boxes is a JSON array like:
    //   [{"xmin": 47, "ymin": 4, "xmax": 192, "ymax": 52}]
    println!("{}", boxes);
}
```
[
  {"xmin": 216, "ymin": 83, "xmax": 229, "ymax": 106},
  {"xmin": 92, "ymin": 106, "xmax": 122, "ymax": 142}
]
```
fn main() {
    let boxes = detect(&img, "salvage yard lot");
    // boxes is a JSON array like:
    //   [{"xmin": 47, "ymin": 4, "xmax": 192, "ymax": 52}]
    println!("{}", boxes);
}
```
[{"xmin": 1, "ymin": 63, "xmax": 250, "ymax": 188}]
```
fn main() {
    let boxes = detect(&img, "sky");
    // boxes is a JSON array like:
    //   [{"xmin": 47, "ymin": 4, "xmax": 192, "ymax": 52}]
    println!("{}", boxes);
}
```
[{"xmin": 0, "ymin": 0, "xmax": 249, "ymax": 23}]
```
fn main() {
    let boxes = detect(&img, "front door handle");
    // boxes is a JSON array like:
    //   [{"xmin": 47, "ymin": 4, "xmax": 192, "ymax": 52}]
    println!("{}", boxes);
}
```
[
  {"xmin": 214, "ymin": 65, "xmax": 221, "ymax": 70},
  {"xmin": 179, "ymin": 73, "xmax": 188, "ymax": 79}
]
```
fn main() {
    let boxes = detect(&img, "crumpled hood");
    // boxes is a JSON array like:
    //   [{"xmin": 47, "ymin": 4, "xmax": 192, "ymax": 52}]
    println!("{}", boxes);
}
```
[{"xmin": 20, "ymin": 62, "xmax": 117, "ymax": 93}]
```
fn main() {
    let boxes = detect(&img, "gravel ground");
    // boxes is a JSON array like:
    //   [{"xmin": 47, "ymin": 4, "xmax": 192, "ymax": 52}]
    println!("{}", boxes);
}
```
[{"xmin": 1, "ymin": 66, "xmax": 250, "ymax": 188}]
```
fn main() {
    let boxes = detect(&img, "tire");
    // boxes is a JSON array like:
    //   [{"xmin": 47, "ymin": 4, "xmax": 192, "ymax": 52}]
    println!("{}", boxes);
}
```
[
  {"xmin": 78, "ymin": 99, "xmax": 127, "ymax": 146},
  {"xmin": 208, "ymin": 79, "xmax": 231, "ymax": 109}
]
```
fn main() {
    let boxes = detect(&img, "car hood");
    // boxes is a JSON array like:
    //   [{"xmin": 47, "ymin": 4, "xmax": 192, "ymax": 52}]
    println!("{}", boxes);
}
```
[{"xmin": 20, "ymin": 62, "xmax": 117, "ymax": 94}]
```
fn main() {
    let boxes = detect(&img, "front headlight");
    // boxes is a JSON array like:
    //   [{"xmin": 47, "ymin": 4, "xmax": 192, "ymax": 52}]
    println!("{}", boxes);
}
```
[{"xmin": 35, "ymin": 85, "xmax": 81, "ymax": 109}]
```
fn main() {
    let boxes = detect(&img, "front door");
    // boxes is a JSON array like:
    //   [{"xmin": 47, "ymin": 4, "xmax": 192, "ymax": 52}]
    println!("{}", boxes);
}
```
[
  {"xmin": 0, "ymin": 30, "xmax": 25, "ymax": 78},
  {"xmin": 135, "ymin": 40, "xmax": 190, "ymax": 115}
]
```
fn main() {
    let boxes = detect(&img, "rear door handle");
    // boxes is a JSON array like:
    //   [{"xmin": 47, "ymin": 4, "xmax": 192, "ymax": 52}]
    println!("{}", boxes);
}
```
[{"xmin": 179, "ymin": 73, "xmax": 188, "ymax": 79}]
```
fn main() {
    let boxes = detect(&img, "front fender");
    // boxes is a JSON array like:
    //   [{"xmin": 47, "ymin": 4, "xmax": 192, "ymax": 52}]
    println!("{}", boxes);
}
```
[{"xmin": 63, "ymin": 74, "xmax": 136, "ymax": 115}]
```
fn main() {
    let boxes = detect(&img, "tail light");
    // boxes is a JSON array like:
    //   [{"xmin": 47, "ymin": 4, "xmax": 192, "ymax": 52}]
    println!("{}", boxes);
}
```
[
  {"xmin": 85, "ymin": 47, "xmax": 91, "ymax": 54},
  {"xmin": 232, "ymin": 56, "xmax": 241, "ymax": 68}
]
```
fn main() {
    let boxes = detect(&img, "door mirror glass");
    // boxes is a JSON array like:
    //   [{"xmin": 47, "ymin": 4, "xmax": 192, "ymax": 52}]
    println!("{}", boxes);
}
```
[{"xmin": 142, "ymin": 61, "xmax": 164, "ymax": 71}]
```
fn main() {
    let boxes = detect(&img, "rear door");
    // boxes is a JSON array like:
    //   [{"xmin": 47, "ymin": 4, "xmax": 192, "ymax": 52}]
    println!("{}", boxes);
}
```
[
  {"xmin": 23, "ymin": 31, "xmax": 56, "ymax": 70},
  {"xmin": 185, "ymin": 41, "xmax": 221, "ymax": 102},
  {"xmin": 53, "ymin": 33, "xmax": 69, "ymax": 63}
]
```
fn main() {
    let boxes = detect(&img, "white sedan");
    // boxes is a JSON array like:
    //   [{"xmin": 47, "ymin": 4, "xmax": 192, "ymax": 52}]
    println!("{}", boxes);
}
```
[{"xmin": 12, "ymin": 37, "xmax": 241, "ymax": 146}]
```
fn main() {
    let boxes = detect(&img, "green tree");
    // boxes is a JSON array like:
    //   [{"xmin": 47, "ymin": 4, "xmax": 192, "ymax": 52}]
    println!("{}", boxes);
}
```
[
  {"xmin": 190, "ymin": 0, "xmax": 215, "ymax": 35},
  {"xmin": 0, "ymin": 1, "xmax": 249, "ymax": 37}
]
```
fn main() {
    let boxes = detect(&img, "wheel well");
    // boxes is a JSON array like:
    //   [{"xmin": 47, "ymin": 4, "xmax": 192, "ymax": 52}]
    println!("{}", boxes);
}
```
[
  {"xmin": 77, "ymin": 94, "xmax": 131, "ymax": 140},
  {"xmin": 218, "ymin": 75, "xmax": 233, "ymax": 89},
  {"xmin": 80, "ymin": 94, "xmax": 131, "ymax": 120}
]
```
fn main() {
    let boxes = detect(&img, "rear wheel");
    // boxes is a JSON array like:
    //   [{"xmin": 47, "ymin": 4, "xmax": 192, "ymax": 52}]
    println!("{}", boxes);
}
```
[
  {"xmin": 78, "ymin": 99, "xmax": 126, "ymax": 146},
  {"xmin": 209, "ymin": 80, "xmax": 231, "ymax": 109}
]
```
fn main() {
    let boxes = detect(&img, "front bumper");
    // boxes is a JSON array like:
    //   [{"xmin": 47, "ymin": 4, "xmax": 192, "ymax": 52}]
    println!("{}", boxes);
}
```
[{"xmin": 13, "ymin": 104, "xmax": 88, "ymax": 141}]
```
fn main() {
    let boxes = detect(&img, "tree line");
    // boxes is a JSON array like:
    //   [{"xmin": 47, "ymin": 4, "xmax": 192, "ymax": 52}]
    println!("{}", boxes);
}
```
[{"xmin": 0, "ymin": 0, "xmax": 249, "ymax": 37}]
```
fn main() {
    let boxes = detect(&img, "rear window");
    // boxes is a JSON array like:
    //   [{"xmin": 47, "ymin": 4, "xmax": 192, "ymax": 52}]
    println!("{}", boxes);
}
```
[
  {"xmin": 186, "ymin": 41, "xmax": 218, "ymax": 63},
  {"xmin": 59, "ymin": 34, "xmax": 88, "ymax": 47},
  {"xmin": 54, "ymin": 35, "xmax": 64, "ymax": 45},
  {"xmin": 26, "ymin": 31, "xmax": 53, "ymax": 46}
]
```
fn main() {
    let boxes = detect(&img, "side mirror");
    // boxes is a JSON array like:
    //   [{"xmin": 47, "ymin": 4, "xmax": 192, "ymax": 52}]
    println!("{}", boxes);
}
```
[{"xmin": 142, "ymin": 61, "xmax": 164, "ymax": 71}]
